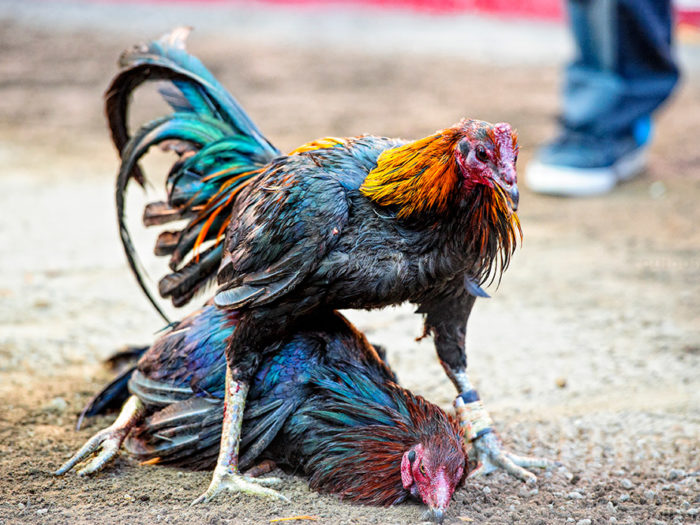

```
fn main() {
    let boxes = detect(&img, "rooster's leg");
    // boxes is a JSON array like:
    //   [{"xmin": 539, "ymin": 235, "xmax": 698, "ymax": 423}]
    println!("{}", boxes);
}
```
[
  {"xmin": 450, "ymin": 374, "xmax": 558, "ymax": 484},
  {"xmin": 54, "ymin": 395, "xmax": 144, "ymax": 476},
  {"xmin": 425, "ymin": 287, "xmax": 556, "ymax": 483},
  {"xmin": 191, "ymin": 366, "xmax": 288, "ymax": 505}
]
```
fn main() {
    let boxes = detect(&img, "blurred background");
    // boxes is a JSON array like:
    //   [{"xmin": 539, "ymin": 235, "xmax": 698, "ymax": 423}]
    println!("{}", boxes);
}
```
[{"xmin": 0, "ymin": 1, "xmax": 698, "ymax": 524}]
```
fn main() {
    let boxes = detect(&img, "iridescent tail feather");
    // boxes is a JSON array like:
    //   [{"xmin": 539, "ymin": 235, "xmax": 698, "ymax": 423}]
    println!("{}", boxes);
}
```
[{"xmin": 107, "ymin": 28, "xmax": 278, "ymax": 319}]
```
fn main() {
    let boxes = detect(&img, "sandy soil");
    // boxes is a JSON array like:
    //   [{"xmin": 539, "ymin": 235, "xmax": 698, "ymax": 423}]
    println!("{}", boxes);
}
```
[{"xmin": 0, "ymin": 9, "xmax": 699, "ymax": 525}]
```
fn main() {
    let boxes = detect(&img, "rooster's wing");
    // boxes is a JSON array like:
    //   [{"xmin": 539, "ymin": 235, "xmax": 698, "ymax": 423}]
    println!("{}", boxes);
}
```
[{"xmin": 215, "ymin": 159, "xmax": 349, "ymax": 309}]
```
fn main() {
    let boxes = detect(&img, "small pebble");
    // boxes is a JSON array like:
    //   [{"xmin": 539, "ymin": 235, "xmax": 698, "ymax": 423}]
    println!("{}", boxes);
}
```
[
  {"xmin": 566, "ymin": 519, "xmax": 574, "ymax": 523},
  {"xmin": 555, "ymin": 377, "xmax": 567, "ymax": 388},
  {"xmin": 482, "ymin": 486, "xmax": 491, "ymax": 495},
  {"xmin": 620, "ymin": 478, "xmax": 634, "ymax": 489},
  {"xmin": 644, "ymin": 489, "xmax": 656, "ymax": 500},
  {"xmin": 609, "ymin": 518, "xmax": 617, "ymax": 524},
  {"xmin": 576, "ymin": 519, "xmax": 592, "ymax": 525},
  {"xmin": 519, "ymin": 486, "xmax": 537, "ymax": 497},
  {"xmin": 123, "ymin": 493, "xmax": 135, "ymax": 502},
  {"xmin": 688, "ymin": 508, "xmax": 699, "ymax": 516},
  {"xmin": 681, "ymin": 501, "xmax": 690, "ymax": 509},
  {"xmin": 607, "ymin": 501, "xmax": 616, "ymax": 513},
  {"xmin": 567, "ymin": 491, "xmax": 584, "ymax": 500},
  {"xmin": 649, "ymin": 180, "xmax": 667, "ymax": 199},
  {"xmin": 18, "ymin": 502, "xmax": 25, "ymax": 509},
  {"xmin": 619, "ymin": 494, "xmax": 630, "ymax": 502},
  {"xmin": 45, "ymin": 397, "xmax": 67, "ymax": 414},
  {"xmin": 668, "ymin": 469, "xmax": 685, "ymax": 481},
  {"xmin": 36, "ymin": 509, "xmax": 48, "ymax": 515}
]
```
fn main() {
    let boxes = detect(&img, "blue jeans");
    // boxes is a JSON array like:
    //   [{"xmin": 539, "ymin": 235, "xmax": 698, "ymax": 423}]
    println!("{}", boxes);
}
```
[{"xmin": 562, "ymin": 0, "xmax": 679, "ymax": 138}]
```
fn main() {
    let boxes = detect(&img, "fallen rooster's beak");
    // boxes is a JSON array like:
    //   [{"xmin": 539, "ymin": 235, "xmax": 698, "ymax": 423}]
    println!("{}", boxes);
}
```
[{"xmin": 424, "ymin": 506, "xmax": 446, "ymax": 524}]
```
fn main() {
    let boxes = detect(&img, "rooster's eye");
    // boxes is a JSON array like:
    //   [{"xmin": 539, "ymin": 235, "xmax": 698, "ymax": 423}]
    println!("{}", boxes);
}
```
[
  {"xmin": 476, "ymin": 145, "xmax": 489, "ymax": 162},
  {"xmin": 419, "ymin": 463, "xmax": 426, "ymax": 476}
]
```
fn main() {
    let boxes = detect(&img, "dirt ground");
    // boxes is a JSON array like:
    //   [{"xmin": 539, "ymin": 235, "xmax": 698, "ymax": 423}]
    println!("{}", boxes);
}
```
[{"xmin": 1, "ymin": 5, "xmax": 699, "ymax": 525}]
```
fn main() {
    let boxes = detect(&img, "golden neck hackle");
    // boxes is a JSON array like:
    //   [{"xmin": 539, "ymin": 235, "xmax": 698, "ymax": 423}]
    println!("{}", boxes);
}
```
[{"xmin": 359, "ymin": 128, "xmax": 464, "ymax": 219}]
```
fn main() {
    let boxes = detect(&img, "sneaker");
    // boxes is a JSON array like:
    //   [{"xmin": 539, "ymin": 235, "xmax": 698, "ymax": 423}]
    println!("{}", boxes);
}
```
[{"xmin": 525, "ymin": 118, "xmax": 652, "ymax": 196}]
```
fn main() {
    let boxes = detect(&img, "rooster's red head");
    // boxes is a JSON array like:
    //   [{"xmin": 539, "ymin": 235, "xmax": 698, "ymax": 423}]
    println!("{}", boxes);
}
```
[
  {"xmin": 455, "ymin": 119, "xmax": 519, "ymax": 213},
  {"xmin": 401, "ymin": 438, "xmax": 466, "ymax": 523},
  {"xmin": 361, "ymin": 119, "xmax": 520, "ymax": 219},
  {"xmin": 305, "ymin": 386, "xmax": 469, "ymax": 522}
]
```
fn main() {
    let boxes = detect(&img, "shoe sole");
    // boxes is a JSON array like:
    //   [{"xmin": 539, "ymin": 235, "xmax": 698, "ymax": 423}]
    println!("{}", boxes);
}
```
[{"xmin": 525, "ymin": 146, "xmax": 648, "ymax": 197}]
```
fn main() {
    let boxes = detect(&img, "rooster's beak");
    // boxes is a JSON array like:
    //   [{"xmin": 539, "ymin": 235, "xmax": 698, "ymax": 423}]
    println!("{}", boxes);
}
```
[
  {"xmin": 424, "ymin": 507, "xmax": 446, "ymax": 524},
  {"xmin": 423, "ymin": 469, "xmax": 452, "ymax": 523},
  {"xmin": 506, "ymin": 184, "xmax": 519, "ymax": 212},
  {"xmin": 495, "ymin": 159, "xmax": 519, "ymax": 212},
  {"xmin": 495, "ymin": 180, "xmax": 519, "ymax": 212}
]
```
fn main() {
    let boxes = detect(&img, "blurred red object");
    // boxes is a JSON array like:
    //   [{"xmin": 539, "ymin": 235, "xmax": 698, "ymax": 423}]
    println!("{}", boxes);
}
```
[
  {"xmin": 261, "ymin": 0, "xmax": 565, "ymax": 19},
  {"xmin": 264, "ymin": 0, "xmax": 700, "ymax": 26},
  {"xmin": 100, "ymin": 0, "xmax": 700, "ymax": 27}
]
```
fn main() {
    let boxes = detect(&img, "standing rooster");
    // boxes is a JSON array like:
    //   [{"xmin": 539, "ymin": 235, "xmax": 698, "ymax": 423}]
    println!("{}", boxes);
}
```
[
  {"xmin": 57, "ymin": 307, "xmax": 468, "ymax": 523},
  {"xmin": 109, "ymin": 28, "xmax": 551, "ymax": 503}
]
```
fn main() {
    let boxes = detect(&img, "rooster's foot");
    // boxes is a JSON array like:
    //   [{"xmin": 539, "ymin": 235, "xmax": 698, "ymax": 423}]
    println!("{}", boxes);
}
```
[
  {"xmin": 469, "ymin": 430, "xmax": 556, "ymax": 484},
  {"xmin": 192, "ymin": 369, "xmax": 289, "ymax": 505},
  {"xmin": 455, "ymin": 394, "xmax": 558, "ymax": 484},
  {"xmin": 54, "ymin": 395, "xmax": 144, "ymax": 476},
  {"xmin": 191, "ymin": 467, "xmax": 288, "ymax": 505}
]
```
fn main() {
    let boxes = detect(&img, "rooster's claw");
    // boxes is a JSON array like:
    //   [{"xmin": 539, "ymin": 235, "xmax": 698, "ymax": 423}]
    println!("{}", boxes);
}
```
[
  {"xmin": 54, "ymin": 426, "xmax": 125, "ymax": 476},
  {"xmin": 470, "ymin": 431, "xmax": 557, "ymax": 483},
  {"xmin": 191, "ymin": 466, "xmax": 289, "ymax": 505},
  {"xmin": 54, "ymin": 396, "xmax": 144, "ymax": 477},
  {"xmin": 455, "ymin": 396, "xmax": 557, "ymax": 483}
]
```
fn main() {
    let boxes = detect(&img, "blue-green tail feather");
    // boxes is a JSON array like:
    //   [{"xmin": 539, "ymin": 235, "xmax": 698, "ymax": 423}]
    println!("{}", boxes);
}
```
[{"xmin": 107, "ymin": 28, "xmax": 279, "ymax": 319}]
